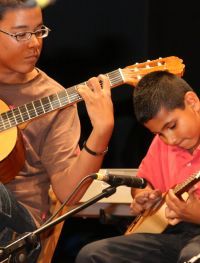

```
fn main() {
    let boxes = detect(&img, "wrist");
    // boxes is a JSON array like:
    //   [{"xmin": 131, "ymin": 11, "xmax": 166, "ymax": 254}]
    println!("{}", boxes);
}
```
[{"xmin": 82, "ymin": 141, "xmax": 108, "ymax": 156}]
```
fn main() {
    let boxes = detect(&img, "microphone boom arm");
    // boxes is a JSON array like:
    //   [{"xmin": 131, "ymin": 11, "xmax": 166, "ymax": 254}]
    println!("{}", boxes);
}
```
[{"xmin": 0, "ymin": 185, "xmax": 117, "ymax": 263}]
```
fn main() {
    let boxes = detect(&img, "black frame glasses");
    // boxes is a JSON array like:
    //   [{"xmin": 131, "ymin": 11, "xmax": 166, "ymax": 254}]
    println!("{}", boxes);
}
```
[{"xmin": 0, "ymin": 25, "xmax": 51, "ymax": 42}]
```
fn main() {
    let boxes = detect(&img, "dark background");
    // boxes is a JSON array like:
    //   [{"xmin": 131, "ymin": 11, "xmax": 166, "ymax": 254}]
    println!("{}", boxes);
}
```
[
  {"xmin": 38, "ymin": 0, "xmax": 200, "ymax": 169},
  {"xmin": 37, "ymin": 1, "xmax": 200, "ymax": 261}
]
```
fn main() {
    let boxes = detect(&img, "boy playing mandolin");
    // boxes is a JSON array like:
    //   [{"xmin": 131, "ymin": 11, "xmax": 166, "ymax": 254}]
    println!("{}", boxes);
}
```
[
  {"xmin": 0, "ymin": 0, "xmax": 114, "ymax": 262},
  {"xmin": 76, "ymin": 71, "xmax": 200, "ymax": 263}
]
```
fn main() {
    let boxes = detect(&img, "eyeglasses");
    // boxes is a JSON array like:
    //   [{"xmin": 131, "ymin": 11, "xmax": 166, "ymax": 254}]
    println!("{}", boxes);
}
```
[{"xmin": 0, "ymin": 25, "xmax": 51, "ymax": 42}]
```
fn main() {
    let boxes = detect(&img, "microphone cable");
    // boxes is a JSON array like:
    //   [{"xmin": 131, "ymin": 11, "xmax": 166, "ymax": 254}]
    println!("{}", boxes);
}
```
[{"xmin": 41, "ymin": 174, "xmax": 94, "ymax": 226}]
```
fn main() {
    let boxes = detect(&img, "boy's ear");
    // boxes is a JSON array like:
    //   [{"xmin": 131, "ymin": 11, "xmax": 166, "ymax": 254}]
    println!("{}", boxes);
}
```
[{"xmin": 184, "ymin": 91, "xmax": 200, "ymax": 110}]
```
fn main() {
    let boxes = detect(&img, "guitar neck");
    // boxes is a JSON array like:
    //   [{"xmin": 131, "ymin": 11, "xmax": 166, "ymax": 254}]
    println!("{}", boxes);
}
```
[
  {"xmin": 173, "ymin": 171, "xmax": 200, "ymax": 197},
  {"xmin": 0, "ymin": 69, "xmax": 124, "ymax": 132},
  {"xmin": 0, "ymin": 56, "xmax": 185, "ymax": 132}
]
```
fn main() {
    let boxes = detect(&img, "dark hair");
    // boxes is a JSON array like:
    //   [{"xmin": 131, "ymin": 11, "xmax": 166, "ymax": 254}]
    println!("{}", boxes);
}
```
[
  {"xmin": 133, "ymin": 71, "xmax": 193, "ymax": 124},
  {"xmin": 0, "ymin": 0, "xmax": 38, "ymax": 20}
]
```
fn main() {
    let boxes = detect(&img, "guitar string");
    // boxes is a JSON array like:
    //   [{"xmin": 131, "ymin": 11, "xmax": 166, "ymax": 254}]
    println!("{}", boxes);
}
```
[
  {"xmin": 0, "ymin": 70, "xmax": 124, "ymax": 130},
  {"xmin": 0, "ymin": 60, "xmax": 178, "ymax": 131}
]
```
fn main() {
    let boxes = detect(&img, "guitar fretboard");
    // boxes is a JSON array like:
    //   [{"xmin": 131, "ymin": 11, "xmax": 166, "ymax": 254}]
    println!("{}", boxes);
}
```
[
  {"xmin": 173, "ymin": 171, "xmax": 200, "ymax": 196},
  {"xmin": 0, "ymin": 69, "xmax": 124, "ymax": 132}
]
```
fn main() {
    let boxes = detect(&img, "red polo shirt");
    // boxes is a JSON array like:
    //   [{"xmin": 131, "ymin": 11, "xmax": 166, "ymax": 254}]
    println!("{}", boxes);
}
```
[{"xmin": 137, "ymin": 135, "xmax": 200, "ymax": 196}]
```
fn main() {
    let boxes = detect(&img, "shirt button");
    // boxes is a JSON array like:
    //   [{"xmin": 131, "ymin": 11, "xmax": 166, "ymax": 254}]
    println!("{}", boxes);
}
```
[{"xmin": 187, "ymin": 162, "xmax": 192, "ymax": 167}]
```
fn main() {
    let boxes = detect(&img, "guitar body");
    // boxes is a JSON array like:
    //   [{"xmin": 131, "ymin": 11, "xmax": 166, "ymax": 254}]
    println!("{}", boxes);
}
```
[
  {"xmin": 0, "ymin": 100, "xmax": 25, "ymax": 184},
  {"xmin": 125, "ymin": 195, "xmax": 168, "ymax": 235}
]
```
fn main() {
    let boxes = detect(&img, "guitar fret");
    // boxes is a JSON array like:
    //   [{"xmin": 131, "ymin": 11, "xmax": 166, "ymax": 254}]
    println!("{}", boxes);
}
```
[
  {"xmin": 1, "ymin": 112, "xmax": 11, "ymax": 129},
  {"xmin": 49, "ymin": 93, "xmax": 60, "ymax": 109},
  {"xmin": 13, "ymin": 107, "xmax": 23, "ymax": 124},
  {"xmin": 6, "ymin": 110, "xmax": 16, "ymax": 126},
  {"xmin": 19, "ymin": 105, "xmax": 30, "ymax": 122},
  {"xmin": 72, "ymin": 93, "xmax": 82, "ymax": 102},
  {"xmin": 26, "ymin": 102, "xmax": 37, "ymax": 119},
  {"xmin": 55, "ymin": 93, "xmax": 62, "ymax": 108},
  {"xmin": 68, "ymin": 87, "xmax": 82, "ymax": 103},
  {"xmin": 41, "ymin": 97, "xmax": 52, "ymax": 113},
  {"xmin": 40, "ymin": 99, "xmax": 46, "ymax": 113},
  {"xmin": 0, "ymin": 114, "xmax": 6, "ymax": 131},
  {"xmin": 32, "ymin": 101, "xmax": 39, "ymax": 116},
  {"xmin": 33, "ymin": 100, "xmax": 44, "ymax": 115},
  {"xmin": 25, "ymin": 104, "xmax": 31, "ymax": 119},
  {"xmin": 60, "ymin": 93, "xmax": 69, "ymax": 106},
  {"xmin": 67, "ymin": 87, "xmax": 79, "ymax": 103},
  {"xmin": 58, "ymin": 90, "xmax": 69, "ymax": 106},
  {"xmin": 47, "ymin": 97, "xmax": 53, "ymax": 111},
  {"xmin": 11, "ymin": 108, "xmax": 18, "ymax": 124},
  {"xmin": 5, "ymin": 112, "xmax": 12, "ymax": 127}
]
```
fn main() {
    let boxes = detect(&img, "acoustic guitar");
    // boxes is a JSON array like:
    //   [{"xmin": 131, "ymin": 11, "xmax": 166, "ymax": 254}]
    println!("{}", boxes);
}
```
[
  {"xmin": 0, "ymin": 56, "xmax": 185, "ymax": 184},
  {"xmin": 125, "ymin": 170, "xmax": 200, "ymax": 235}
]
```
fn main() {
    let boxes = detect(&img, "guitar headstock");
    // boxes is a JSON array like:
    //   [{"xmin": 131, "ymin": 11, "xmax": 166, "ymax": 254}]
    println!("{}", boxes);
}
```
[{"xmin": 121, "ymin": 56, "xmax": 185, "ymax": 86}]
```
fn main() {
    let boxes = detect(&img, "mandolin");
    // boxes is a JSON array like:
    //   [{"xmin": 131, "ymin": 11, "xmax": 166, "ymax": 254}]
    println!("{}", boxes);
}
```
[
  {"xmin": 0, "ymin": 56, "xmax": 185, "ymax": 184},
  {"xmin": 125, "ymin": 170, "xmax": 200, "ymax": 235}
]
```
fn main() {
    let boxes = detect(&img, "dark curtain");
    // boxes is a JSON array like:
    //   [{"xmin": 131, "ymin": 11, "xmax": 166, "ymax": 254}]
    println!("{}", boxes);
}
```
[{"xmin": 38, "ymin": 0, "xmax": 200, "ymax": 168}]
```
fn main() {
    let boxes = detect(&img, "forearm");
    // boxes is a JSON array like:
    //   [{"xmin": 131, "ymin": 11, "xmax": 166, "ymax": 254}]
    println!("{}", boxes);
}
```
[
  {"xmin": 52, "ymin": 125, "xmax": 114, "ymax": 204},
  {"xmin": 52, "ymin": 74, "xmax": 114, "ymax": 204}
]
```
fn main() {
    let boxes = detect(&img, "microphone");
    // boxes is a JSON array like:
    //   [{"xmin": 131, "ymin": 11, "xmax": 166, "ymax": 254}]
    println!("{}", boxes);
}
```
[{"xmin": 91, "ymin": 172, "xmax": 147, "ymax": 188}]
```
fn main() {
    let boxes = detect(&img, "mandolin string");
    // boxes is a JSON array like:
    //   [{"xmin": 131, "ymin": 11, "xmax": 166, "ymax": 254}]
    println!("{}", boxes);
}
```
[{"xmin": 173, "ymin": 172, "xmax": 200, "ymax": 195}]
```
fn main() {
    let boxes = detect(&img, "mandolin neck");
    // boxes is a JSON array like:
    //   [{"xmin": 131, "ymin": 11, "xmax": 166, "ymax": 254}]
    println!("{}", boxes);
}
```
[
  {"xmin": 0, "ymin": 69, "xmax": 124, "ymax": 132},
  {"xmin": 173, "ymin": 171, "xmax": 200, "ymax": 197}
]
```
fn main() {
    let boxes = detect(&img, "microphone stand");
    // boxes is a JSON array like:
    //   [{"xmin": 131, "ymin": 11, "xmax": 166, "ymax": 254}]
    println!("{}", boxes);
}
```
[{"xmin": 0, "ymin": 185, "xmax": 117, "ymax": 263}]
